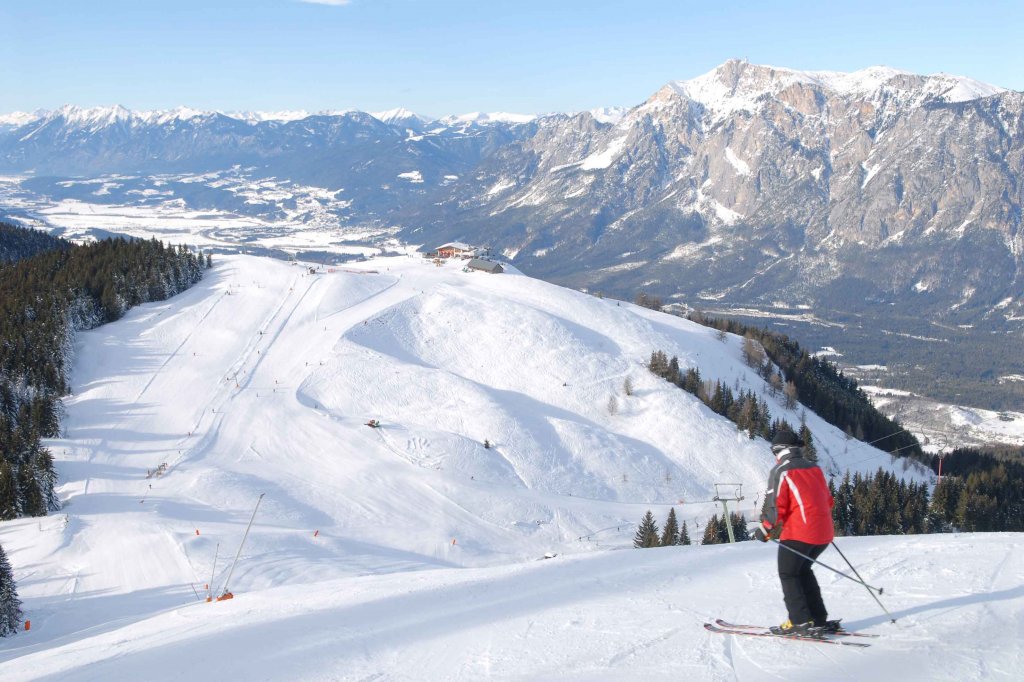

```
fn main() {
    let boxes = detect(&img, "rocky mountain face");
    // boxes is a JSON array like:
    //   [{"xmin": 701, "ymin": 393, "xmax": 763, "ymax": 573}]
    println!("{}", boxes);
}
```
[{"xmin": 425, "ymin": 61, "xmax": 1023, "ymax": 334}]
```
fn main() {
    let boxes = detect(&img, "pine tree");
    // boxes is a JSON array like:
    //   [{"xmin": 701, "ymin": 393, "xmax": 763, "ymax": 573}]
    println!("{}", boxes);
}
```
[
  {"xmin": 633, "ymin": 510, "xmax": 660, "ymax": 548},
  {"xmin": 799, "ymin": 424, "xmax": 817, "ymax": 462},
  {"xmin": 783, "ymin": 381, "xmax": 798, "ymax": 409},
  {"xmin": 0, "ymin": 461, "xmax": 19, "ymax": 521},
  {"xmin": 702, "ymin": 514, "xmax": 722, "ymax": 545},
  {"xmin": 667, "ymin": 356, "xmax": 680, "ymax": 384},
  {"xmin": 680, "ymin": 520, "xmax": 691, "ymax": 546},
  {"xmin": 0, "ymin": 542, "xmax": 22, "ymax": 637},
  {"xmin": 660, "ymin": 507, "xmax": 680, "ymax": 546},
  {"xmin": 731, "ymin": 513, "xmax": 750, "ymax": 541}
]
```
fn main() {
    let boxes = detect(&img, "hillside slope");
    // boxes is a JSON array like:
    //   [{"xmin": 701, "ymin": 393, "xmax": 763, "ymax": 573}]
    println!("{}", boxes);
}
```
[{"xmin": 0, "ymin": 253, "xmax": 949, "ymax": 680}]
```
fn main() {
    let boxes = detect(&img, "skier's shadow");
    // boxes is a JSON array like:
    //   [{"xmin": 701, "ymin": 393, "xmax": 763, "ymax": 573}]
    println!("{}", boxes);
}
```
[{"xmin": 845, "ymin": 583, "xmax": 1024, "ymax": 631}]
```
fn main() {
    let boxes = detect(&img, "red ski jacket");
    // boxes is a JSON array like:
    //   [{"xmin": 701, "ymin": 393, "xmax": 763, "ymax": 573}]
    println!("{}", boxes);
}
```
[{"xmin": 760, "ymin": 448, "xmax": 835, "ymax": 545}]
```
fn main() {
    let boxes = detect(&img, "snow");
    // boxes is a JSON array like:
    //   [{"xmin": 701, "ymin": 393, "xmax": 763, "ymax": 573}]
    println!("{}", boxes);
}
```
[
  {"xmin": 440, "ymin": 111, "xmax": 536, "ymax": 126},
  {"xmin": 397, "ymin": 170, "xmax": 424, "ymax": 183},
  {"xmin": 371, "ymin": 107, "xmax": 427, "ymax": 126},
  {"xmin": 711, "ymin": 200, "xmax": 742, "ymax": 225},
  {"xmin": 657, "ymin": 60, "xmax": 1006, "ymax": 122},
  {"xmin": 486, "ymin": 178, "xmax": 516, "ymax": 195},
  {"xmin": 8, "ymin": 105, "xmax": 371, "ymax": 131},
  {"xmin": 5, "ymin": 252, "xmax": 1015, "ymax": 681},
  {"xmin": 924, "ymin": 74, "xmax": 1006, "ymax": 103},
  {"xmin": 239, "ymin": 109, "xmax": 313, "ymax": 122},
  {"xmin": 580, "ymin": 136, "xmax": 628, "ymax": 170},
  {"xmin": 724, "ymin": 147, "xmax": 751, "ymax": 176},
  {"xmin": 588, "ymin": 106, "xmax": 628, "ymax": 125},
  {"xmin": 138, "ymin": 106, "xmax": 207, "ymax": 125},
  {"xmin": 862, "ymin": 162, "xmax": 881, "ymax": 188},
  {"xmin": 0, "ymin": 111, "xmax": 40, "ymax": 127}
]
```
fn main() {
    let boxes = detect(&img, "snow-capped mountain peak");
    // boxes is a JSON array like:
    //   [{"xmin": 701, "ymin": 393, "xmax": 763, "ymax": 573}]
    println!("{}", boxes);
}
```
[
  {"xmin": 51, "ymin": 103, "xmax": 135, "ymax": 129},
  {"xmin": 137, "ymin": 106, "xmax": 209, "ymax": 125},
  {"xmin": 652, "ymin": 59, "xmax": 1006, "ymax": 119},
  {"xmin": 0, "ymin": 110, "xmax": 42, "ymax": 127},
  {"xmin": 439, "ymin": 111, "xmax": 537, "ymax": 126},
  {"xmin": 588, "ymin": 106, "xmax": 628, "ymax": 125},
  {"xmin": 228, "ymin": 109, "xmax": 317, "ymax": 123},
  {"xmin": 371, "ymin": 107, "xmax": 428, "ymax": 126}
]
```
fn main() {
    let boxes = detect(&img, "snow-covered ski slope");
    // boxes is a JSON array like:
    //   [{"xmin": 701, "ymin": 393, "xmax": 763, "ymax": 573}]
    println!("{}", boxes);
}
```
[{"xmin": 2, "ymin": 253, "xmax": 1019, "ymax": 681}]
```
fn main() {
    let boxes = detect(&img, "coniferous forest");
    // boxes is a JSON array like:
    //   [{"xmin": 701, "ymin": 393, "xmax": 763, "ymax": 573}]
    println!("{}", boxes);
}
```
[
  {"xmin": 0, "ymin": 222, "xmax": 68, "ymax": 264},
  {"xmin": 666, "ymin": 308, "xmax": 924, "ymax": 461},
  {"xmin": 633, "ymin": 449, "xmax": 1024, "ymax": 547},
  {"xmin": 0, "ymin": 222, "xmax": 209, "ymax": 520}
]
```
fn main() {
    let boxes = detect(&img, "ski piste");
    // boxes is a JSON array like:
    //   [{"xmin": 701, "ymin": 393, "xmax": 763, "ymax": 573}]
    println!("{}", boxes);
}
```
[
  {"xmin": 704, "ymin": 622, "xmax": 872, "ymax": 648},
  {"xmin": 715, "ymin": 618, "xmax": 879, "ymax": 638}
]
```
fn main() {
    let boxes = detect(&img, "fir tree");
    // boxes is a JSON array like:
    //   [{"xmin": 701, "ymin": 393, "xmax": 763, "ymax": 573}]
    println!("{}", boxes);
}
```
[
  {"xmin": 680, "ymin": 520, "xmax": 691, "ymax": 545},
  {"xmin": 0, "ymin": 462, "xmax": 19, "ymax": 520},
  {"xmin": 667, "ymin": 356, "xmax": 680, "ymax": 384},
  {"xmin": 702, "ymin": 514, "xmax": 722, "ymax": 545},
  {"xmin": 799, "ymin": 424, "xmax": 817, "ymax": 462},
  {"xmin": 660, "ymin": 507, "xmax": 680, "ymax": 546},
  {"xmin": 731, "ymin": 513, "xmax": 750, "ymax": 541},
  {"xmin": 633, "ymin": 510, "xmax": 660, "ymax": 548},
  {"xmin": 0, "ymin": 542, "xmax": 22, "ymax": 637}
]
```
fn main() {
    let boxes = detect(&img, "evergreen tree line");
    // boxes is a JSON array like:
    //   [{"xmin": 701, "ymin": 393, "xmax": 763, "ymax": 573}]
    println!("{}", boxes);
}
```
[
  {"xmin": 634, "ymin": 508, "xmax": 753, "ymax": 548},
  {"xmin": 633, "ymin": 508, "xmax": 692, "ymax": 547},
  {"xmin": 648, "ymin": 350, "xmax": 793, "ymax": 441},
  {"xmin": 830, "ymin": 454, "xmax": 1024, "ymax": 536},
  {"xmin": 0, "ymin": 228, "xmax": 210, "ymax": 520},
  {"xmin": 635, "ymin": 459, "xmax": 1024, "ymax": 550},
  {"xmin": 700, "ymin": 512, "xmax": 750, "ymax": 544},
  {"xmin": 927, "ymin": 448, "xmax": 1024, "ymax": 533},
  {"xmin": 686, "ymin": 313, "xmax": 923, "ymax": 462},
  {"xmin": 0, "ymin": 221, "xmax": 68, "ymax": 264},
  {"xmin": 830, "ymin": 468, "xmax": 930, "ymax": 536}
]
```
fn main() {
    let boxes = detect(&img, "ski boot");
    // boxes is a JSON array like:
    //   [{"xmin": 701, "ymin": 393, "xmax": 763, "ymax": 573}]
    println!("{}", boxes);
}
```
[
  {"xmin": 770, "ymin": 620, "xmax": 825, "ymax": 637},
  {"xmin": 816, "ymin": 619, "xmax": 843, "ymax": 634}
]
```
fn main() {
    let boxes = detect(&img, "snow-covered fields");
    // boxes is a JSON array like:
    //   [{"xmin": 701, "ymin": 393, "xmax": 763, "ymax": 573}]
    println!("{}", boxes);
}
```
[
  {"xmin": 864, "ymin": 386, "xmax": 1024, "ymax": 451},
  {"xmin": 1, "ymin": 254, "xmax": 1018, "ymax": 681},
  {"xmin": 0, "ymin": 173, "xmax": 386, "ymax": 259}
]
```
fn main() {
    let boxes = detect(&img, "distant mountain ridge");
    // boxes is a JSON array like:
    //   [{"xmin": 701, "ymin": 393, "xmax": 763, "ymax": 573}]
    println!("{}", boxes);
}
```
[{"xmin": 2, "ymin": 60, "xmax": 1023, "ymax": 406}]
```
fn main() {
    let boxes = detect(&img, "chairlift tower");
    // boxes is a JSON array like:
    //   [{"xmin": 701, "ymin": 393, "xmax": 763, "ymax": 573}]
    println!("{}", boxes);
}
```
[{"xmin": 713, "ymin": 483, "xmax": 744, "ymax": 544}]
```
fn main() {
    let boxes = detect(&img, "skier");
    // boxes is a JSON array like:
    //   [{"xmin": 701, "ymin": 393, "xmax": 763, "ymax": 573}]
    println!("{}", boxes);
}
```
[{"xmin": 754, "ymin": 430, "xmax": 838, "ymax": 636}]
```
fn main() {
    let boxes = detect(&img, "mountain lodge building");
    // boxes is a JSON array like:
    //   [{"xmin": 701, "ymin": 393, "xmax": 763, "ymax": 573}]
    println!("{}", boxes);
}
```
[{"xmin": 436, "ymin": 242, "xmax": 475, "ymax": 259}]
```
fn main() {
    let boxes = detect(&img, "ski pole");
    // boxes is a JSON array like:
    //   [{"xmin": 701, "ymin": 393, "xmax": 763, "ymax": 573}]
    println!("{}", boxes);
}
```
[
  {"xmin": 831, "ymin": 541, "xmax": 897, "ymax": 624},
  {"xmin": 770, "ymin": 539, "xmax": 884, "ymax": 594}
]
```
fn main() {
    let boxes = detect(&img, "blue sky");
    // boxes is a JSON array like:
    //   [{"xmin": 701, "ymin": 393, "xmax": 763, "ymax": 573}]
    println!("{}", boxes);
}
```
[{"xmin": 1, "ymin": 0, "xmax": 1021, "ymax": 116}]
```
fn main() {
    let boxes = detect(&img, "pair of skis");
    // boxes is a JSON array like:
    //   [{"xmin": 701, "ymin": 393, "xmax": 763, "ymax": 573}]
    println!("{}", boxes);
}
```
[{"xmin": 705, "ymin": 619, "xmax": 876, "ymax": 648}]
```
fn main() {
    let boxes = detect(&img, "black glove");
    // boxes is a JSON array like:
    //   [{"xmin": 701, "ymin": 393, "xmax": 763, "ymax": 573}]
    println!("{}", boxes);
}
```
[{"xmin": 754, "ymin": 527, "xmax": 769, "ymax": 543}]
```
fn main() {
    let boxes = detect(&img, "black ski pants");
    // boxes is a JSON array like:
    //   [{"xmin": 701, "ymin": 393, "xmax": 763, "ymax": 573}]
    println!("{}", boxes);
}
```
[{"xmin": 778, "ymin": 540, "xmax": 829, "ymax": 626}]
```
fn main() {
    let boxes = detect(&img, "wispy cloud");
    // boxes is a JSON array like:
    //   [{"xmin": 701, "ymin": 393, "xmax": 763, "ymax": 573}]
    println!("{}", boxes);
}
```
[{"xmin": 298, "ymin": 0, "xmax": 352, "ymax": 5}]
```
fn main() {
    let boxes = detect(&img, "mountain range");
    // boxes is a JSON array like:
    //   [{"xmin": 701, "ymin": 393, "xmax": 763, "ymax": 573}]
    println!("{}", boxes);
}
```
[{"xmin": 2, "ymin": 59, "xmax": 1022, "ymax": 408}]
